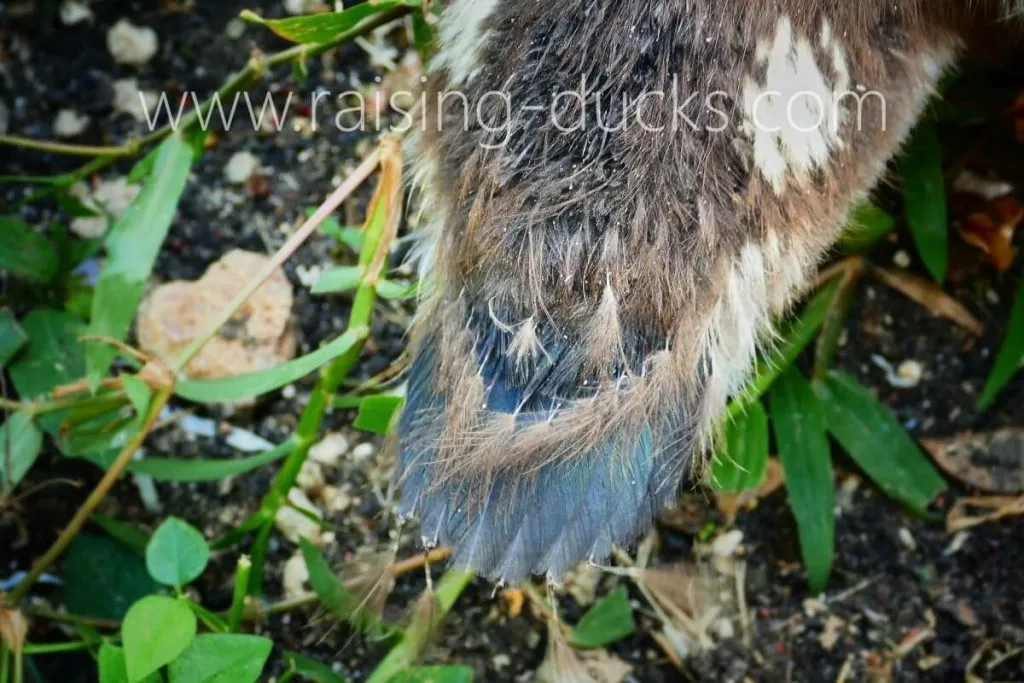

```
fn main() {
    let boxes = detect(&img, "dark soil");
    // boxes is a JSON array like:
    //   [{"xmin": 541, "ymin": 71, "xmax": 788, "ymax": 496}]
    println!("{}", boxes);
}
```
[{"xmin": 2, "ymin": 2, "xmax": 1023, "ymax": 682}]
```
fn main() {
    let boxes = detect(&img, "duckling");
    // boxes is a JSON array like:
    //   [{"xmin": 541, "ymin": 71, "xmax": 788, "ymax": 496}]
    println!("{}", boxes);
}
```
[{"xmin": 393, "ymin": 0, "xmax": 1021, "ymax": 584}]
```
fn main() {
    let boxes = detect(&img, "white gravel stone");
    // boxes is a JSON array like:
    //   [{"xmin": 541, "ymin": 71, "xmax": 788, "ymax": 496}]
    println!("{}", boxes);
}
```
[
  {"xmin": 60, "ymin": 1, "xmax": 93, "ymax": 25},
  {"xmin": 224, "ymin": 151, "xmax": 261, "ymax": 184},
  {"xmin": 107, "ymin": 19, "xmax": 159, "ymax": 66},
  {"xmin": 309, "ymin": 433, "xmax": 350, "ymax": 467},
  {"xmin": 54, "ymin": 109, "xmax": 90, "ymax": 138}
]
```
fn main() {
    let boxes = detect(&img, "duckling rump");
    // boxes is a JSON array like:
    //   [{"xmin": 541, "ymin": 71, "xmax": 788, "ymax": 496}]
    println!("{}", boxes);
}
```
[{"xmin": 392, "ymin": 0, "xmax": 1006, "ymax": 583}]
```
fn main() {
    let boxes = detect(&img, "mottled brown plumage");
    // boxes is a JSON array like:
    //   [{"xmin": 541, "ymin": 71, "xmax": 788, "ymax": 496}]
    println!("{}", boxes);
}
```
[{"xmin": 393, "ymin": 0, "xmax": 1021, "ymax": 583}]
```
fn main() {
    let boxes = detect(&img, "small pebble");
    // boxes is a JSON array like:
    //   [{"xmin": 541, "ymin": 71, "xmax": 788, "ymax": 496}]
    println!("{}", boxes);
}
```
[
  {"xmin": 107, "ymin": 19, "xmax": 159, "ymax": 66},
  {"xmin": 898, "ymin": 527, "xmax": 917, "ymax": 551},
  {"xmin": 54, "ymin": 109, "xmax": 90, "ymax": 138},
  {"xmin": 60, "ymin": 0, "xmax": 93, "ymax": 25},
  {"xmin": 712, "ymin": 529, "xmax": 744, "ymax": 557},
  {"xmin": 351, "ymin": 442, "xmax": 375, "ymax": 461},
  {"xmin": 310, "ymin": 433, "xmax": 350, "ymax": 467},
  {"xmin": 112, "ymin": 78, "xmax": 160, "ymax": 123},
  {"xmin": 897, "ymin": 360, "xmax": 924, "ymax": 388},
  {"xmin": 295, "ymin": 264, "xmax": 322, "ymax": 289},
  {"xmin": 70, "ymin": 176, "xmax": 141, "ymax": 238},
  {"xmin": 225, "ymin": 18, "xmax": 246, "ymax": 39},
  {"xmin": 296, "ymin": 460, "xmax": 324, "ymax": 493},
  {"xmin": 893, "ymin": 250, "xmax": 911, "ymax": 268},
  {"xmin": 224, "ymin": 151, "xmax": 261, "ymax": 184},
  {"xmin": 282, "ymin": 551, "xmax": 309, "ymax": 600},
  {"xmin": 274, "ymin": 488, "xmax": 323, "ymax": 545}
]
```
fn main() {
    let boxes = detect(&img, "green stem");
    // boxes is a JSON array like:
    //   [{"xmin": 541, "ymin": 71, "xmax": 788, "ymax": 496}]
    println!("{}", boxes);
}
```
[
  {"xmin": 22, "ymin": 640, "xmax": 96, "ymax": 655},
  {"xmin": 1, "ymin": 5, "xmax": 411, "ymax": 189},
  {"xmin": 0, "ymin": 134, "xmax": 140, "ymax": 158},
  {"xmin": 7, "ymin": 388, "xmax": 172, "ymax": 605},
  {"xmin": 365, "ymin": 570, "xmax": 475, "ymax": 683},
  {"xmin": 0, "ymin": 642, "xmax": 8, "ymax": 683},
  {"xmin": 228, "ymin": 555, "xmax": 252, "ymax": 632}
]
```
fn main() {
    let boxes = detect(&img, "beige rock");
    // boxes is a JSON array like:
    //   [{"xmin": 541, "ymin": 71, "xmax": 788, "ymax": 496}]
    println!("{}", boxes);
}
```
[
  {"xmin": 282, "ymin": 550, "xmax": 310, "ymax": 600},
  {"xmin": 107, "ymin": 19, "xmax": 159, "ymax": 66},
  {"xmin": 309, "ymin": 432, "xmax": 349, "ymax": 467},
  {"xmin": 274, "ymin": 488, "xmax": 323, "ymax": 545},
  {"xmin": 136, "ymin": 249, "xmax": 296, "ymax": 380}
]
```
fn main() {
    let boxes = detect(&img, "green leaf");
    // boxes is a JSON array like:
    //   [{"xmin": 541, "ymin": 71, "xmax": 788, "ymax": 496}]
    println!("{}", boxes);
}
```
[
  {"xmin": 387, "ymin": 667, "xmax": 473, "ymax": 683},
  {"xmin": 99, "ymin": 643, "xmax": 162, "ymax": 683},
  {"xmin": 728, "ymin": 277, "xmax": 841, "ymax": 418},
  {"xmin": 376, "ymin": 280, "xmax": 417, "ymax": 300},
  {"xmin": 569, "ymin": 586, "xmax": 636, "ymax": 649},
  {"xmin": 0, "ymin": 411, "xmax": 44, "ymax": 488},
  {"xmin": 7, "ymin": 308, "xmax": 86, "ymax": 400},
  {"xmin": 146, "ymin": 517, "xmax": 210, "ymax": 588},
  {"xmin": 977, "ymin": 278, "xmax": 1024, "ymax": 410},
  {"xmin": 838, "ymin": 203, "xmax": 895, "ymax": 253},
  {"xmin": 123, "ymin": 596, "xmax": 197, "ymax": 682},
  {"xmin": 353, "ymin": 395, "xmax": 403, "ymax": 434},
  {"xmin": 310, "ymin": 210, "xmax": 362, "ymax": 251},
  {"xmin": 0, "ymin": 215, "xmax": 59, "ymax": 284},
  {"xmin": 710, "ymin": 401, "xmax": 769, "ymax": 493},
  {"xmin": 175, "ymin": 326, "xmax": 368, "ymax": 404},
  {"xmin": 129, "ymin": 440, "xmax": 291, "ymax": 482},
  {"xmin": 64, "ymin": 532, "xmax": 159, "ymax": 620},
  {"xmin": 282, "ymin": 651, "xmax": 349, "ymax": 683},
  {"xmin": 900, "ymin": 121, "xmax": 948, "ymax": 283},
  {"xmin": 91, "ymin": 512, "xmax": 151, "ymax": 556},
  {"xmin": 167, "ymin": 633, "xmax": 272, "ymax": 683},
  {"xmin": 122, "ymin": 375, "xmax": 153, "ymax": 417},
  {"xmin": 86, "ymin": 134, "xmax": 196, "ymax": 387},
  {"xmin": 815, "ymin": 371, "xmax": 946, "ymax": 513},
  {"xmin": 312, "ymin": 265, "xmax": 364, "ymax": 294},
  {"xmin": 771, "ymin": 368, "xmax": 835, "ymax": 593},
  {"xmin": 0, "ymin": 308, "xmax": 28, "ymax": 366},
  {"xmin": 241, "ymin": 2, "xmax": 416, "ymax": 44},
  {"xmin": 299, "ymin": 538, "xmax": 385, "ymax": 635}
]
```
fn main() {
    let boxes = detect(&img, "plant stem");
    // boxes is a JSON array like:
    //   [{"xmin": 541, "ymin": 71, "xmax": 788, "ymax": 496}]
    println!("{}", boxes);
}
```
[
  {"xmin": 0, "ymin": 135, "xmax": 141, "ymax": 158},
  {"xmin": 7, "ymin": 388, "xmax": 172, "ymax": 605},
  {"xmin": 244, "ymin": 139, "xmax": 402, "ymax": 596},
  {"xmin": 1, "ymin": 5, "xmax": 411, "ymax": 188},
  {"xmin": 228, "ymin": 555, "xmax": 252, "ymax": 632},
  {"xmin": 22, "ymin": 640, "xmax": 96, "ymax": 655},
  {"xmin": 170, "ymin": 147, "xmax": 382, "ymax": 374},
  {"xmin": 22, "ymin": 608, "xmax": 119, "ymax": 630},
  {"xmin": 365, "ymin": 570, "xmax": 475, "ymax": 683}
]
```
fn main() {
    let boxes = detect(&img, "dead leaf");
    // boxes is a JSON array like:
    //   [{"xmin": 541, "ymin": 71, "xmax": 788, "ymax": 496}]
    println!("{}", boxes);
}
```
[
  {"xmin": 0, "ymin": 607, "xmax": 27, "ymax": 655},
  {"xmin": 921, "ymin": 429, "xmax": 1024, "ymax": 494},
  {"xmin": 715, "ymin": 458, "xmax": 784, "ymax": 523},
  {"xmin": 501, "ymin": 588, "xmax": 524, "ymax": 618},
  {"xmin": 959, "ymin": 196, "xmax": 1021, "ymax": 271},
  {"xmin": 946, "ymin": 495, "xmax": 1024, "ymax": 533},
  {"xmin": 819, "ymin": 615, "xmax": 845, "ymax": 652},
  {"xmin": 870, "ymin": 266, "xmax": 983, "ymax": 335}
]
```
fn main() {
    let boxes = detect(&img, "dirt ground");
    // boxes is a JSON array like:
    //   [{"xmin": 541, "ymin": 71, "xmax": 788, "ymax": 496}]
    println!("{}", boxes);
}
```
[{"xmin": 2, "ymin": 2, "xmax": 1023, "ymax": 682}]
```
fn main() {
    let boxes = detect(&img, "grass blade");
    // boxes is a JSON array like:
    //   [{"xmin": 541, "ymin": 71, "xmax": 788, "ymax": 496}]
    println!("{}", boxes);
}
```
[
  {"xmin": 838, "ymin": 203, "xmax": 895, "ymax": 253},
  {"xmin": 240, "ymin": 2, "xmax": 416, "ymax": 44},
  {"xmin": 816, "ymin": 371, "xmax": 946, "ymax": 514},
  {"xmin": 175, "ymin": 326, "xmax": 368, "ymax": 404},
  {"xmin": 900, "ymin": 121, "xmax": 948, "ymax": 283},
  {"xmin": 299, "ymin": 538, "xmax": 388, "ymax": 636},
  {"xmin": 710, "ymin": 400, "xmax": 769, "ymax": 493},
  {"xmin": 86, "ymin": 134, "xmax": 196, "ymax": 388},
  {"xmin": 727, "ymin": 277, "xmax": 841, "ymax": 419},
  {"xmin": 771, "ymin": 368, "xmax": 835, "ymax": 593},
  {"xmin": 977, "ymin": 278, "xmax": 1024, "ymax": 410},
  {"xmin": 353, "ymin": 395, "xmax": 403, "ymax": 435},
  {"xmin": 129, "ymin": 441, "xmax": 291, "ymax": 482}
]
